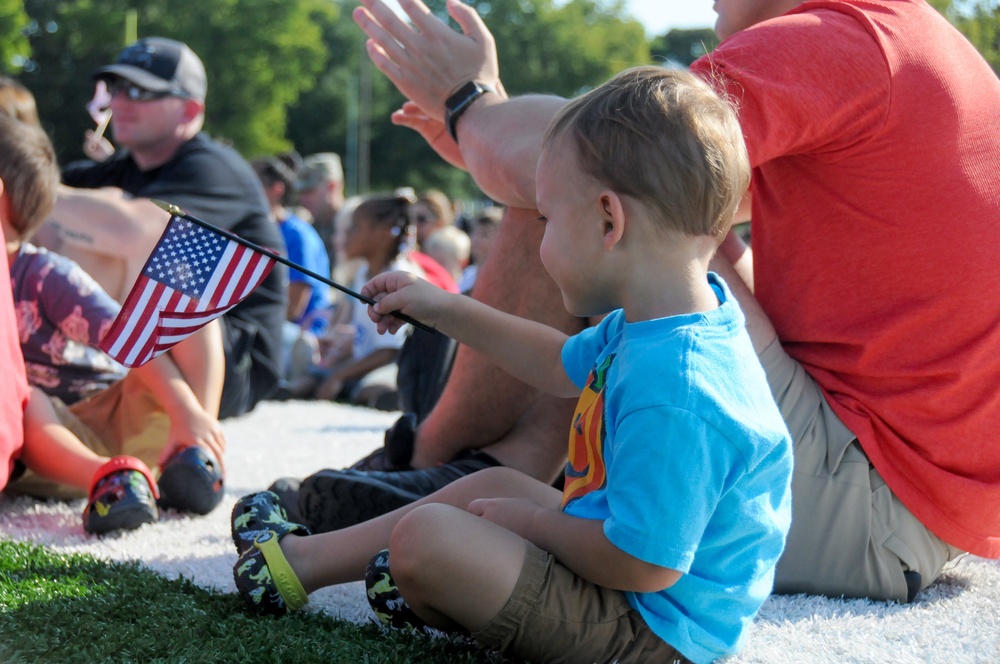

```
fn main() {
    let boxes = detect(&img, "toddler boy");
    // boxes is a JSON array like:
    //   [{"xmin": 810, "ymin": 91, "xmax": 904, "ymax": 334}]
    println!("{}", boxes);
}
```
[{"xmin": 232, "ymin": 67, "xmax": 792, "ymax": 663}]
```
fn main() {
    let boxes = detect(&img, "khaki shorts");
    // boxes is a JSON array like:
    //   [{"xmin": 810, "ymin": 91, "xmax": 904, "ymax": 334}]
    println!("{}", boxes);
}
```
[
  {"xmin": 7, "ymin": 375, "xmax": 169, "ymax": 500},
  {"xmin": 473, "ymin": 541, "xmax": 690, "ymax": 664},
  {"xmin": 759, "ymin": 339, "xmax": 965, "ymax": 602}
]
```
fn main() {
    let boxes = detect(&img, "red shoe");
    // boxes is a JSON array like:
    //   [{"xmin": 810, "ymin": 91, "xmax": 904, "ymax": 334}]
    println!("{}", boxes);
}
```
[{"xmin": 82, "ymin": 456, "xmax": 159, "ymax": 535}]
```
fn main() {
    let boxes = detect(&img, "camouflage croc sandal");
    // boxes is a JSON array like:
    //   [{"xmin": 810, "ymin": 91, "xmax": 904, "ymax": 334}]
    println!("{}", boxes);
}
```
[
  {"xmin": 231, "ymin": 490, "xmax": 311, "ymax": 556},
  {"xmin": 365, "ymin": 548, "xmax": 429, "ymax": 632},
  {"xmin": 233, "ymin": 530, "xmax": 309, "ymax": 617}
]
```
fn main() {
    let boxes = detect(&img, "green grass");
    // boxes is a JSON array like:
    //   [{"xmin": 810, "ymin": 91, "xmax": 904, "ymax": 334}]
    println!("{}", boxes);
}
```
[{"xmin": 0, "ymin": 539, "xmax": 508, "ymax": 663}]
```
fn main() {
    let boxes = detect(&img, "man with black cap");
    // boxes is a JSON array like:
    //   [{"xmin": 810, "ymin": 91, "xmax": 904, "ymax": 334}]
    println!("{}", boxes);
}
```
[{"xmin": 40, "ymin": 37, "xmax": 286, "ymax": 420}]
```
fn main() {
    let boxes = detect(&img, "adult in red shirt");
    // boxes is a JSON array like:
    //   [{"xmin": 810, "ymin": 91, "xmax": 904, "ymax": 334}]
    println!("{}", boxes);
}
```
[{"xmin": 304, "ymin": 0, "xmax": 999, "ymax": 601}]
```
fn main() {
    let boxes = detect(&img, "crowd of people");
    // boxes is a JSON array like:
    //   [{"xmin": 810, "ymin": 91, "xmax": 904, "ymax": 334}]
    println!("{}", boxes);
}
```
[
  {"xmin": 0, "ymin": 39, "xmax": 496, "ymax": 537},
  {"xmin": 2, "ymin": 0, "xmax": 999, "ymax": 661}
]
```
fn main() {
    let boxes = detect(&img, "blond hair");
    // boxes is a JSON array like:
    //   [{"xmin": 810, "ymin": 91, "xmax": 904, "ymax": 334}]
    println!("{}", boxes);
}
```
[{"xmin": 544, "ymin": 66, "xmax": 749, "ymax": 239}]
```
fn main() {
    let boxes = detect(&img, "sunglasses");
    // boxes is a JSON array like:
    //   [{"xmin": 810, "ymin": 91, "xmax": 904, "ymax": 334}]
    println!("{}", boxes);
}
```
[{"xmin": 106, "ymin": 78, "xmax": 179, "ymax": 102}]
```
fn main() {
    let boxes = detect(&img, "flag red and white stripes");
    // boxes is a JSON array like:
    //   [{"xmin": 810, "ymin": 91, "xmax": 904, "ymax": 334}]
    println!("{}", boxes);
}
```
[{"xmin": 99, "ymin": 215, "xmax": 275, "ymax": 367}]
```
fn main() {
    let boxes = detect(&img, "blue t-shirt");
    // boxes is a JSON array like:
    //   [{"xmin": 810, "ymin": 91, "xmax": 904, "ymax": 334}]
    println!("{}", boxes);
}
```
[
  {"xmin": 279, "ymin": 213, "xmax": 331, "ymax": 334},
  {"xmin": 560, "ymin": 273, "xmax": 792, "ymax": 664}
]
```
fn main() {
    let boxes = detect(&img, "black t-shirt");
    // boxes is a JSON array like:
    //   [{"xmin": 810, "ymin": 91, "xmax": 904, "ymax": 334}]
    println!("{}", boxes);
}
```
[{"xmin": 63, "ymin": 133, "xmax": 287, "ymax": 411}]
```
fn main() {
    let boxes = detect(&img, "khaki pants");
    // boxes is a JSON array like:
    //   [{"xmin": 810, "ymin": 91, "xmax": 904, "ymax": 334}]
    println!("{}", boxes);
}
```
[
  {"xmin": 474, "ymin": 542, "xmax": 690, "ymax": 664},
  {"xmin": 7, "ymin": 374, "xmax": 169, "ymax": 500},
  {"xmin": 760, "ymin": 339, "xmax": 965, "ymax": 601}
]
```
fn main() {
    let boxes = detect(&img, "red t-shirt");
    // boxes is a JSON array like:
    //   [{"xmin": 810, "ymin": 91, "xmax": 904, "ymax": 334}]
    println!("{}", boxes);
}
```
[
  {"xmin": 411, "ymin": 251, "xmax": 459, "ymax": 294},
  {"xmin": 1, "ymin": 236, "xmax": 29, "ymax": 489},
  {"xmin": 693, "ymin": 0, "xmax": 1000, "ymax": 556}
]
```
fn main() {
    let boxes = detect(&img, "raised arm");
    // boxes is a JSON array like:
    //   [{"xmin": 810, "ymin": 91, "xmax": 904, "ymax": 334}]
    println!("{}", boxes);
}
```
[
  {"xmin": 354, "ymin": 0, "xmax": 566, "ymax": 208},
  {"xmin": 362, "ymin": 271, "xmax": 578, "ymax": 397}
]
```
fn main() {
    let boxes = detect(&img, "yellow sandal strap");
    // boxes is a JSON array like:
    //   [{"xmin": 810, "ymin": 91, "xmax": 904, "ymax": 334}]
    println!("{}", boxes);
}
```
[{"xmin": 254, "ymin": 532, "xmax": 308, "ymax": 611}]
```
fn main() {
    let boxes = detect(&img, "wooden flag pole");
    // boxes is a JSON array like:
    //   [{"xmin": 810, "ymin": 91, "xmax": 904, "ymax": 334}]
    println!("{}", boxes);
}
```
[{"xmin": 151, "ymin": 200, "xmax": 436, "ymax": 334}]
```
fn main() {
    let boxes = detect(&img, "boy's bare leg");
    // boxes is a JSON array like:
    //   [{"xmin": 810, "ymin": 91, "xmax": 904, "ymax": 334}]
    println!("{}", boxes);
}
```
[
  {"xmin": 279, "ymin": 467, "xmax": 558, "ymax": 594},
  {"xmin": 412, "ymin": 207, "xmax": 585, "ymax": 473},
  {"xmin": 389, "ymin": 504, "xmax": 528, "ymax": 631},
  {"xmin": 21, "ymin": 389, "xmax": 104, "ymax": 490}
]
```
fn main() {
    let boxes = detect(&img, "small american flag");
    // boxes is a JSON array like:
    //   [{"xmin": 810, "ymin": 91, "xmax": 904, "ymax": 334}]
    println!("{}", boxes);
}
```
[{"xmin": 100, "ymin": 215, "xmax": 275, "ymax": 367}]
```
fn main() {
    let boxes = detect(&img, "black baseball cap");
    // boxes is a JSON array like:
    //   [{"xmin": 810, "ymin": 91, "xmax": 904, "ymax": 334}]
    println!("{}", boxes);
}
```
[{"xmin": 94, "ymin": 37, "xmax": 206, "ymax": 101}]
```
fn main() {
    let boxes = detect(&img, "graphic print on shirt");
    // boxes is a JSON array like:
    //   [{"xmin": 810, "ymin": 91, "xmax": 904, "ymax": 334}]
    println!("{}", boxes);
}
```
[{"xmin": 562, "ymin": 354, "xmax": 614, "ymax": 507}]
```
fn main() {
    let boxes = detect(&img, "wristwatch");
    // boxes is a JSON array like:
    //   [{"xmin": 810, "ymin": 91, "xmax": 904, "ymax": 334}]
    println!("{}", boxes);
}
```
[{"xmin": 444, "ymin": 81, "xmax": 496, "ymax": 143}]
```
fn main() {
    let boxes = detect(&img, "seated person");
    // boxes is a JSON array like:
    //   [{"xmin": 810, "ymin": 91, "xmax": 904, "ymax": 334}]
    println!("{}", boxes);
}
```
[
  {"xmin": 38, "ymin": 37, "xmax": 285, "ymax": 419},
  {"xmin": 422, "ymin": 224, "xmax": 470, "ymax": 289},
  {"xmin": 252, "ymin": 155, "xmax": 332, "ymax": 380},
  {"xmin": 458, "ymin": 205, "xmax": 503, "ymax": 293},
  {"xmin": 0, "ymin": 113, "xmax": 226, "ymax": 518},
  {"xmin": 411, "ymin": 188, "xmax": 453, "ymax": 245},
  {"xmin": 253, "ymin": 154, "xmax": 331, "ymax": 334},
  {"xmin": 285, "ymin": 193, "xmax": 425, "ymax": 408},
  {"xmin": 18, "ymin": 387, "xmax": 161, "ymax": 535},
  {"xmin": 229, "ymin": 68, "xmax": 792, "ymax": 664}
]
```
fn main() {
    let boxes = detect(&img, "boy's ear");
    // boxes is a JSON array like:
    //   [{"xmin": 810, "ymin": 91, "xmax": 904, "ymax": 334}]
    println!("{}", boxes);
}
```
[{"xmin": 598, "ymin": 190, "xmax": 626, "ymax": 251}]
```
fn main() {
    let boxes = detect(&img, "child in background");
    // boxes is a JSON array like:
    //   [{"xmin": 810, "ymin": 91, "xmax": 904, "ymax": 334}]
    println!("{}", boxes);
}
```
[
  {"xmin": 287, "ymin": 193, "xmax": 425, "ymax": 408},
  {"xmin": 0, "ymin": 115, "xmax": 225, "ymax": 530},
  {"xmin": 0, "ymin": 114, "xmax": 160, "ymax": 533},
  {"xmin": 229, "ymin": 67, "xmax": 792, "ymax": 663},
  {"xmin": 422, "ymin": 224, "xmax": 470, "ymax": 289},
  {"xmin": 411, "ymin": 189, "xmax": 453, "ymax": 245}
]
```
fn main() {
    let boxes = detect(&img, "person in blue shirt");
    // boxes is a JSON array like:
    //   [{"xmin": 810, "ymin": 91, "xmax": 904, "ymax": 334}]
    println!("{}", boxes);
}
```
[
  {"xmin": 230, "ymin": 67, "xmax": 792, "ymax": 664},
  {"xmin": 252, "ymin": 155, "xmax": 332, "ymax": 335}
]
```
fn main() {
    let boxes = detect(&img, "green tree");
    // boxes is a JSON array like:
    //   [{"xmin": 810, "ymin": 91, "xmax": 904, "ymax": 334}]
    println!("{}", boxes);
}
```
[
  {"xmin": 0, "ymin": 0, "xmax": 30, "ymax": 73},
  {"xmin": 953, "ymin": 1, "xmax": 1000, "ymax": 74},
  {"xmin": 288, "ymin": 0, "xmax": 650, "ymax": 199},
  {"xmin": 437, "ymin": 0, "xmax": 649, "ymax": 97},
  {"xmin": 20, "ymin": 0, "xmax": 330, "ymax": 161},
  {"xmin": 650, "ymin": 28, "xmax": 719, "ymax": 68}
]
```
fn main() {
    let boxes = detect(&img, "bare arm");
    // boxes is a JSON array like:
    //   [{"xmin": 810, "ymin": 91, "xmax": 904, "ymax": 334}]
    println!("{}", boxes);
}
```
[
  {"xmin": 42, "ymin": 185, "xmax": 170, "ymax": 257},
  {"xmin": 314, "ymin": 346, "xmax": 401, "ymax": 401},
  {"xmin": 454, "ymin": 94, "xmax": 565, "ymax": 208},
  {"xmin": 287, "ymin": 282, "xmax": 312, "ymax": 322},
  {"xmin": 469, "ymin": 497, "xmax": 681, "ymax": 592},
  {"xmin": 709, "ymin": 245, "xmax": 777, "ymax": 355},
  {"xmin": 355, "ymin": 0, "xmax": 565, "ymax": 208},
  {"xmin": 363, "ymin": 272, "xmax": 578, "ymax": 397}
]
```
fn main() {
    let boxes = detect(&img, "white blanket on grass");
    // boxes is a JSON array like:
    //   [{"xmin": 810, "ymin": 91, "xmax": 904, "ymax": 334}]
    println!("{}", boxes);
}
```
[{"xmin": 1, "ymin": 400, "xmax": 997, "ymax": 662}]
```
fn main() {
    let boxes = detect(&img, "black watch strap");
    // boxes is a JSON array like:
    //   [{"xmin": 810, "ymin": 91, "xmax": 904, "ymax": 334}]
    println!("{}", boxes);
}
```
[{"xmin": 444, "ymin": 81, "xmax": 495, "ymax": 143}]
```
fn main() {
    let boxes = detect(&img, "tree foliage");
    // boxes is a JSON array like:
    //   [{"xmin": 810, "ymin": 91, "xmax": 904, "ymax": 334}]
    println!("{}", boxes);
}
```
[
  {"xmin": 953, "ymin": 1, "xmax": 1000, "ymax": 74},
  {"xmin": 0, "ymin": 0, "xmax": 30, "ymax": 74},
  {"xmin": 290, "ymin": 0, "xmax": 650, "ymax": 198},
  {"xmin": 12, "ymin": 0, "xmax": 997, "ymax": 199},
  {"xmin": 650, "ymin": 28, "xmax": 719, "ymax": 68},
  {"xmin": 20, "ymin": 0, "xmax": 330, "ymax": 161}
]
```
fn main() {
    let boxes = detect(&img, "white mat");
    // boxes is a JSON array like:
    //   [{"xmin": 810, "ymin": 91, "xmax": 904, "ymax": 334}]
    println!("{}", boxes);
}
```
[{"xmin": 1, "ymin": 400, "xmax": 997, "ymax": 662}]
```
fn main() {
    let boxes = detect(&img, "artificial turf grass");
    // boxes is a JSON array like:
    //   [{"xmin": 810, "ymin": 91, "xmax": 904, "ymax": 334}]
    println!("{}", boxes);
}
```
[{"xmin": 0, "ymin": 539, "xmax": 505, "ymax": 663}]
